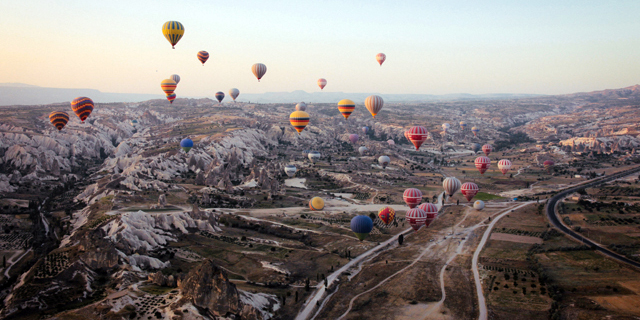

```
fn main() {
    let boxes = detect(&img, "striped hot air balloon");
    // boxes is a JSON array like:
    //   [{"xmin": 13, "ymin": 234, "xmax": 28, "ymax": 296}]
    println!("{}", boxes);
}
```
[
  {"xmin": 215, "ymin": 92, "xmax": 225, "ymax": 103},
  {"xmin": 197, "ymin": 51, "xmax": 209, "ymax": 65},
  {"xmin": 472, "ymin": 127, "xmax": 479, "ymax": 137},
  {"xmin": 365, "ymin": 95, "xmax": 384, "ymax": 118},
  {"xmin": 166, "ymin": 93, "xmax": 176, "ymax": 104},
  {"xmin": 161, "ymin": 79, "xmax": 177, "ymax": 95},
  {"xmin": 459, "ymin": 121, "xmax": 467, "ymax": 130},
  {"xmin": 461, "ymin": 182, "xmax": 479, "ymax": 202},
  {"xmin": 70, "ymin": 97, "xmax": 94, "ymax": 123},
  {"xmin": 229, "ymin": 88, "xmax": 240, "ymax": 101},
  {"xmin": 284, "ymin": 165, "xmax": 297, "ymax": 178},
  {"xmin": 162, "ymin": 21, "xmax": 184, "ymax": 49},
  {"xmin": 498, "ymin": 159, "xmax": 512, "ymax": 175},
  {"xmin": 376, "ymin": 53, "xmax": 386, "ymax": 66},
  {"xmin": 170, "ymin": 74, "xmax": 180, "ymax": 84},
  {"xmin": 418, "ymin": 203, "xmax": 438, "ymax": 227},
  {"xmin": 443, "ymin": 177, "xmax": 461, "ymax": 196},
  {"xmin": 403, "ymin": 188, "xmax": 423, "ymax": 208},
  {"xmin": 407, "ymin": 126, "xmax": 429, "ymax": 150},
  {"xmin": 378, "ymin": 207, "xmax": 396, "ymax": 225},
  {"xmin": 351, "ymin": 215, "xmax": 373, "ymax": 241},
  {"xmin": 317, "ymin": 78, "xmax": 327, "ymax": 90},
  {"xmin": 49, "ymin": 111, "xmax": 69, "ymax": 131},
  {"xmin": 474, "ymin": 200, "xmax": 485, "ymax": 211},
  {"xmin": 252, "ymin": 63, "xmax": 267, "ymax": 81},
  {"xmin": 406, "ymin": 208, "xmax": 427, "ymax": 231},
  {"xmin": 289, "ymin": 111, "xmax": 310, "ymax": 134},
  {"xmin": 475, "ymin": 156, "xmax": 491, "ymax": 175},
  {"xmin": 349, "ymin": 134, "xmax": 359, "ymax": 144},
  {"xmin": 295, "ymin": 102, "xmax": 307, "ymax": 111},
  {"xmin": 309, "ymin": 197, "xmax": 325, "ymax": 211},
  {"xmin": 337, "ymin": 99, "xmax": 355, "ymax": 119},
  {"xmin": 378, "ymin": 155, "xmax": 390, "ymax": 169},
  {"xmin": 482, "ymin": 144, "xmax": 493, "ymax": 156},
  {"xmin": 180, "ymin": 138, "xmax": 193, "ymax": 153}
]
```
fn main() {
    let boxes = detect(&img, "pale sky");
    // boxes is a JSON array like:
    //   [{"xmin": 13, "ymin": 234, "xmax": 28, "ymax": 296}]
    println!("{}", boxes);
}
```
[{"xmin": 1, "ymin": 0, "xmax": 639, "ymax": 96}]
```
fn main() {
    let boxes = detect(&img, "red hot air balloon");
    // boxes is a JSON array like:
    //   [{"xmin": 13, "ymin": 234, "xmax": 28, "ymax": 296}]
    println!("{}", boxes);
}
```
[
  {"xmin": 376, "ymin": 53, "xmax": 386, "ymax": 66},
  {"xmin": 71, "ymin": 97, "xmax": 94, "ymax": 123},
  {"xmin": 378, "ymin": 207, "xmax": 396, "ymax": 225},
  {"xmin": 197, "ymin": 51, "xmax": 209, "ymax": 66},
  {"xmin": 166, "ymin": 93, "xmax": 176, "ymax": 104},
  {"xmin": 407, "ymin": 126, "xmax": 429, "ymax": 150},
  {"xmin": 475, "ymin": 156, "xmax": 491, "ymax": 175},
  {"xmin": 403, "ymin": 188, "xmax": 423, "ymax": 208},
  {"xmin": 482, "ymin": 144, "xmax": 493, "ymax": 156},
  {"xmin": 349, "ymin": 134, "xmax": 359, "ymax": 144},
  {"xmin": 543, "ymin": 160, "xmax": 555, "ymax": 173},
  {"xmin": 460, "ymin": 182, "xmax": 479, "ymax": 202},
  {"xmin": 498, "ymin": 159, "xmax": 512, "ymax": 175},
  {"xmin": 419, "ymin": 203, "xmax": 438, "ymax": 227},
  {"xmin": 406, "ymin": 208, "xmax": 427, "ymax": 231},
  {"xmin": 317, "ymin": 78, "xmax": 327, "ymax": 90}
]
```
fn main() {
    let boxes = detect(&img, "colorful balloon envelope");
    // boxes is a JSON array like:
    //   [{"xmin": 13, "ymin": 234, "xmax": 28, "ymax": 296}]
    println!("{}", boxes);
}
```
[
  {"xmin": 461, "ymin": 182, "xmax": 479, "ymax": 202},
  {"xmin": 351, "ymin": 215, "xmax": 373, "ymax": 241},
  {"xmin": 482, "ymin": 144, "xmax": 492, "ymax": 156},
  {"xmin": 70, "ymin": 97, "xmax": 94, "ymax": 123},
  {"xmin": 289, "ymin": 111, "xmax": 310, "ymax": 134},
  {"xmin": 376, "ymin": 53, "xmax": 386, "ymax": 66},
  {"xmin": 162, "ymin": 21, "xmax": 184, "ymax": 49},
  {"xmin": 475, "ymin": 156, "xmax": 491, "ymax": 175},
  {"xmin": 473, "ymin": 200, "xmax": 485, "ymax": 211},
  {"xmin": 407, "ymin": 126, "xmax": 429, "ymax": 150},
  {"xmin": 309, "ymin": 197, "xmax": 325, "ymax": 211},
  {"xmin": 406, "ymin": 208, "xmax": 427, "ymax": 231},
  {"xmin": 317, "ymin": 78, "xmax": 327, "ymax": 90},
  {"xmin": 378, "ymin": 207, "xmax": 396, "ymax": 225},
  {"xmin": 459, "ymin": 121, "xmax": 467, "ymax": 130},
  {"xmin": 362, "ymin": 126, "xmax": 369, "ymax": 135},
  {"xmin": 442, "ymin": 123, "xmax": 451, "ymax": 133},
  {"xmin": 180, "ymin": 138, "xmax": 193, "ymax": 153},
  {"xmin": 404, "ymin": 130, "xmax": 411, "ymax": 143},
  {"xmin": 49, "ymin": 111, "xmax": 69, "ymax": 131},
  {"xmin": 229, "ymin": 88, "xmax": 240, "ymax": 101},
  {"xmin": 161, "ymin": 79, "xmax": 177, "ymax": 95},
  {"xmin": 215, "ymin": 92, "xmax": 225, "ymax": 103},
  {"xmin": 284, "ymin": 165, "xmax": 297, "ymax": 178},
  {"xmin": 365, "ymin": 95, "xmax": 384, "ymax": 118},
  {"xmin": 498, "ymin": 159, "xmax": 512, "ymax": 175},
  {"xmin": 543, "ymin": 160, "xmax": 555, "ymax": 172},
  {"xmin": 358, "ymin": 146, "xmax": 368, "ymax": 155},
  {"xmin": 387, "ymin": 139, "xmax": 395, "ymax": 146},
  {"xmin": 308, "ymin": 151, "xmax": 321, "ymax": 163},
  {"xmin": 166, "ymin": 93, "xmax": 176, "ymax": 104},
  {"xmin": 443, "ymin": 177, "xmax": 461, "ymax": 196},
  {"xmin": 418, "ymin": 203, "xmax": 438, "ymax": 227},
  {"xmin": 471, "ymin": 127, "xmax": 479, "ymax": 137},
  {"xmin": 378, "ymin": 155, "xmax": 390, "ymax": 169},
  {"xmin": 252, "ymin": 63, "xmax": 267, "ymax": 81},
  {"xmin": 197, "ymin": 51, "xmax": 209, "ymax": 65},
  {"xmin": 349, "ymin": 134, "xmax": 359, "ymax": 144},
  {"xmin": 170, "ymin": 74, "xmax": 181, "ymax": 85},
  {"xmin": 295, "ymin": 102, "xmax": 307, "ymax": 111},
  {"xmin": 403, "ymin": 188, "xmax": 423, "ymax": 208},
  {"xmin": 337, "ymin": 99, "xmax": 356, "ymax": 120}
]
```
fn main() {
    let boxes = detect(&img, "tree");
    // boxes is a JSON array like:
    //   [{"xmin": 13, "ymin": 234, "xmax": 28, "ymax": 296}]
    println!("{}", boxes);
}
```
[
  {"xmin": 305, "ymin": 278, "xmax": 310, "ymax": 291},
  {"xmin": 2, "ymin": 255, "xmax": 5, "ymax": 268},
  {"xmin": 398, "ymin": 234, "xmax": 404, "ymax": 245}
]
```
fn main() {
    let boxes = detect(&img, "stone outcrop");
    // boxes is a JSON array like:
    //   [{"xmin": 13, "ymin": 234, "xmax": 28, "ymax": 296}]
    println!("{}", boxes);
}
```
[{"xmin": 148, "ymin": 272, "xmax": 180, "ymax": 287}]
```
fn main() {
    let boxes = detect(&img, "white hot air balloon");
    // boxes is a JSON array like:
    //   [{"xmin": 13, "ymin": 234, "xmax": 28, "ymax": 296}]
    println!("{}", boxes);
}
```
[
  {"xmin": 378, "ymin": 155, "xmax": 391, "ymax": 169},
  {"xmin": 229, "ymin": 88, "xmax": 240, "ymax": 101},
  {"xmin": 284, "ymin": 164, "xmax": 297, "ymax": 178},
  {"xmin": 308, "ymin": 151, "xmax": 321, "ymax": 164},
  {"xmin": 474, "ymin": 200, "xmax": 485, "ymax": 211}
]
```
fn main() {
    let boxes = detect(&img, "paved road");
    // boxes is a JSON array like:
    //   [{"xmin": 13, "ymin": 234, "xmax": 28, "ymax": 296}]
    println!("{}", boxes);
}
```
[{"xmin": 546, "ymin": 166, "xmax": 640, "ymax": 269}]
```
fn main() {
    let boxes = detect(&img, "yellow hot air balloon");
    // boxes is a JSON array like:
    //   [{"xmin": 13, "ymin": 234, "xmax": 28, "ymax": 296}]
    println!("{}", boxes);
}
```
[
  {"xmin": 161, "ymin": 79, "xmax": 177, "ymax": 95},
  {"xmin": 162, "ymin": 21, "xmax": 184, "ymax": 49},
  {"xmin": 289, "ymin": 111, "xmax": 310, "ymax": 134},
  {"xmin": 337, "ymin": 99, "xmax": 355, "ymax": 120},
  {"xmin": 309, "ymin": 197, "xmax": 325, "ymax": 211}
]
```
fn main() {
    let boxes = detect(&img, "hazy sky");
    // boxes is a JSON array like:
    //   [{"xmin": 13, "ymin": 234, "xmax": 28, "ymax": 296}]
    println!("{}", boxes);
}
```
[{"xmin": 2, "ymin": 0, "xmax": 639, "ymax": 96}]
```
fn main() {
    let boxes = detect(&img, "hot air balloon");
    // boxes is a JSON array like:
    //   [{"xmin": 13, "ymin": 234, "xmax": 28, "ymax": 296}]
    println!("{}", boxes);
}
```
[
  {"xmin": 296, "ymin": 102, "xmax": 307, "ymax": 111},
  {"xmin": 406, "ymin": 208, "xmax": 427, "ymax": 231},
  {"xmin": 351, "ymin": 215, "xmax": 373, "ymax": 241},
  {"xmin": 302, "ymin": 150, "xmax": 310, "ymax": 156},
  {"xmin": 403, "ymin": 188, "xmax": 423, "ymax": 208},
  {"xmin": 308, "ymin": 151, "xmax": 321, "ymax": 164},
  {"xmin": 443, "ymin": 177, "xmax": 461, "ymax": 196},
  {"xmin": 317, "ymin": 78, "xmax": 327, "ymax": 90},
  {"xmin": 378, "ymin": 207, "xmax": 396, "ymax": 225},
  {"xmin": 49, "ymin": 111, "xmax": 69, "ymax": 131},
  {"xmin": 543, "ymin": 160, "xmax": 555, "ymax": 173},
  {"xmin": 475, "ymin": 156, "xmax": 491, "ymax": 175},
  {"xmin": 309, "ymin": 197, "xmax": 325, "ymax": 211},
  {"xmin": 180, "ymin": 138, "xmax": 193, "ymax": 153},
  {"xmin": 459, "ymin": 121, "xmax": 467, "ymax": 130},
  {"xmin": 472, "ymin": 143, "xmax": 482, "ymax": 153},
  {"xmin": 471, "ymin": 127, "xmax": 479, "ymax": 137},
  {"xmin": 289, "ymin": 111, "xmax": 310, "ymax": 134},
  {"xmin": 473, "ymin": 200, "xmax": 485, "ymax": 211},
  {"xmin": 418, "ymin": 203, "xmax": 438, "ymax": 227},
  {"xmin": 358, "ymin": 146, "xmax": 368, "ymax": 155},
  {"xmin": 407, "ymin": 126, "xmax": 429, "ymax": 150},
  {"xmin": 498, "ymin": 159, "xmax": 512, "ymax": 175},
  {"xmin": 461, "ymin": 182, "xmax": 479, "ymax": 202},
  {"xmin": 337, "ymin": 99, "xmax": 355, "ymax": 120},
  {"xmin": 376, "ymin": 53, "xmax": 386, "ymax": 66},
  {"xmin": 215, "ymin": 92, "xmax": 225, "ymax": 103},
  {"xmin": 162, "ymin": 21, "xmax": 184, "ymax": 49},
  {"xmin": 349, "ymin": 134, "xmax": 359, "ymax": 144},
  {"xmin": 161, "ymin": 79, "xmax": 177, "ymax": 95},
  {"xmin": 252, "ymin": 63, "xmax": 267, "ymax": 81},
  {"xmin": 365, "ymin": 95, "xmax": 384, "ymax": 118},
  {"xmin": 197, "ymin": 51, "xmax": 209, "ymax": 66},
  {"xmin": 362, "ymin": 126, "xmax": 369, "ymax": 135},
  {"xmin": 387, "ymin": 139, "xmax": 395, "ymax": 146},
  {"xmin": 130, "ymin": 119, "xmax": 138, "ymax": 126},
  {"xmin": 170, "ymin": 74, "xmax": 180, "ymax": 84},
  {"xmin": 166, "ymin": 93, "xmax": 176, "ymax": 104},
  {"xmin": 378, "ymin": 155, "xmax": 391, "ymax": 169},
  {"xmin": 284, "ymin": 165, "xmax": 297, "ymax": 178},
  {"xmin": 229, "ymin": 88, "xmax": 240, "ymax": 101},
  {"xmin": 71, "ymin": 97, "xmax": 94, "ymax": 123},
  {"xmin": 482, "ymin": 144, "xmax": 492, "ymax": 156},
  {"xmin": 442, "ymin": 123, "xmax": 451, "ymax": 134}
]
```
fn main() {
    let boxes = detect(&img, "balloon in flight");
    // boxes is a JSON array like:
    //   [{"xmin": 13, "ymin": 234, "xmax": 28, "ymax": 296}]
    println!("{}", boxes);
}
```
[
  {"xmin": 403, "ymin": 188, "xmax": 423, "ymax": 208},
  {"xmin": 459, "ymin": 121, "xmax": 467, "ymax": 130},
  {"xmin": 362, "ymin": 126, "xmax": 369, "ymax": 135},
  {"xmin": 443, "ymin": 177, "xmax": 461, "ymax": 196},
  {"xmin": 387, "ymin": 139, "xmax": 395, "ymax": 146},
  {"xmin": 543, "ymin": 160, "xmax": 555, "ymax": 172},
  {"xmin": 406, "ymin": 208, "xmax": 427, "ymax": 231},
  {"xmin": 349, "ymin": 134, "xmax": 359, "ymax": 144},
  {"xmin": 475, "ymin": 156, "xmax": 491, "ymax": 175},
  {"xmin": 378, "ymin": 207, "xmax": 396, "ymax": 225},
  {"xmin": 482, "ymin": 144, "xmax": 492, "ymax": 156},
  {"xmin": 289, "ymin": 111, "xmax": 310, "ymax": 134},
  {"xmin": 309, "ymin": 197, "xmax": 325, "ymax": 211},
  {"xmin": 337, "ymin": 99, "xmax": 356, "ymax": 120},
  {"xmin": 378, "ymin": 155, "xmax": 390, "ymax": 169},
  {"xmin": 498, "ymin": 159, "xmax": 512, "ymax": 175},
  {"xmin": 162, "ymin": 21, "xmax": 184, "ymax": 49},
  {"xmin": 472, "ymin": 143, "xmax": 482, "ymax": 153},
  {"xmin": 49, "ymin": 111, "xmax": 69, "ymax": 131},
  {"xmin": 229, "ymin": 88, "xmax": 240, "ymax": 101},
  {"xmin": 170, "ymin": 74, "xmax": 180, "ymax": 84},
  {"xmin": 284, "ymin": 165, "xmax": 297, "ymax": 178},
  {"xmin": 215, "ymin": 92, "xmax": 225, "ymax": 103},
  {"xmin": 197, "ymin": 51, "xmax": 209, "ymax": 66},
  {"xmin": 471, "ymin": 127, "xmax": 479, "ymax": 137},
  {"xmin": 473, "ymin": 200, "xmax": 485, "ymax": 211},
  {"xmin": 252, "ymin": 63, "xmax": 267, "ymax": 81},
  {"xmin": 376, "ymin": 53, "xmax": 386, "ymax": 66},
  {"xmin": 351, "ymin": 215, "xmax": 373, "ymax": 241},
  {"xmin": 460, "ymin": 182, "xmax": 479, "ymax": 202},
  {"xmin": 418, "ymin": 203, "xmax": 438, "ymax": 227},
  {"xmin": 308, "ymin": 151, "xmax": 321, "ymax": 163},
  {"xmin": 364, "ymin": 95, "xmax": 384, "ymax": 118},
  {"xmin": 71, "ymin": 97, "xmax": 94, "ymax": 123},
  {"xmin": 161, "ymin": 79, "xmax": 177, "ymax": 95},
  {"xmin": 166, "ymin": 93, "xmax": 176, "ymax": 104},
  {"xmin": 358, "ymin": 146, "xmax": 368, "ymax": 155},
  {"xmin": 317, "ymin": 78, "xmax": 327, "ymax": 90},
  {"xmin": 407, "ymin": 126, "xmax": 429, "ymax": 150},
  {"xmin": 180, "ymin": 138, "xmax": 193, "ymax": 153},
  {"xmin": 442, "ymin": 123, "xmax": 450, "ymax": 133},
  {"xmin": 296, "ymin": 102, "xmax": 307, "ymax": 111}
]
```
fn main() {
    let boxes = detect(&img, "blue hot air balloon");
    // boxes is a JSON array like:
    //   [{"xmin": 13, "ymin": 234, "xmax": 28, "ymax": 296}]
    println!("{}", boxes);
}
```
[
  {"xmin": 362, "ymin": 126, "xmax": 369, "ymax": 135},
  {"xmin": 472, "ymin": 143, "xmax": 482, "ymax": 153},
  {"xmin": 351, "ymin": 215, "xmax": 373, "ymax": 241},
  {"xmin": 180, "ymin": 138, "xmax": 194, "ymax": 153}
]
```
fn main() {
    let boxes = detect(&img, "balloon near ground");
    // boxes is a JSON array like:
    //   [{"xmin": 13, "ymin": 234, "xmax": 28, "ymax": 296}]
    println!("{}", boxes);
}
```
[
  {"xmin": 161, "ymin": 79, "xmax": 177, "ymax": 95},
  {"xmin": 308, "ymin": 151, "xmax": 321, "ymax": 163},
  {"xmin": 289, "ymin": 111, "xmax": 310, "ymax": 134},
  {"xmin": 482, "ymin": 144, "xmax": 493, "ymax": 156},
  {"xmin": 376, "ymin": 53, "xmax": 386, "ymax": 66},
  {"xmin": 215, "ymin": 92, "xmax": 225, "ymax": 103},
  {"xmin": 474, "ymin": 200, "xmax": 485, "ymax": 211},
  {"xmin": 358, "ymin": 146, "xmax": 368, "ymax": 155},
  {"xmin": 162, "ymin": 21, "xmax": 184, "ymax": 49},
  {"xmin": 387, "ymin": 139, "xmax": 395, "ymax": 146},
  {"xmin": 180, "ymin": 138, "xmax": 193, "ymax": 153},
  {"xmin": 337, "ymin": 99, "xmax": 356, "ymax": 119},
  {"xmin": 351, "ymin": 215, "xmax": 373, "ymax": 241},
  {"xmin": 70, "ymin": 97, "xmax": 94, "ymax": 123},
  {"xmin": 378, "ymin": 155, "xmax": 390, "ymax": 169},
  {"xmin": 459, "ymin": 121, "xmax": 467, "ymax": 130},
  {"xmin": 403, "ymin": 188, "xmax": 423, "ymax": 208},
  {"xmin": 475, "ymin": 156, "xmax": 491, "ymax": 175},
  {"xmin": 443, "ymin": 177, "xmax": 461, "ymax": 196},
  {"xmin": 284, "ymin": 165, "xmax": 297, "ymax": 178},
  {"xmin": 197, "ymin": 51, "xmax": 209, "ymax": 66},
  {"xmin": 377, "ymin": 207, "xmax": 395, "ymax": 225},
  {"xmin": 543, "ymin": 160, "xmax": 555, "ymax": 173},
  {"xmin": 317, "ymin": 78, "xmax": 327, "ymax": 90},
  {"xmin": 418, "ymin": 203, "xmax": 438, "ymax": 227},
  {"xmin": 309, "ymin": 197, "xmax": 324, "ymax": 211},
  {"xmin": 252, "ymin": 63, "xmax": 267, "ymax": 81},
  {"xmin": 362, "ymin": 126, "xmax": 369, "ymax": 135},
  {"xmin": 472, "ymin": 143, "xmax": 482, "ymax": 153},
  {"xmin": 406, "ymin": 208, "xmax": 427, "ymax": 231},
  {"xmin": 461, "ymin": 182, "xmax": 479, "ymax": 202},
  {"xmin": 295, "ymin": 102, "xmax": 307, "ymax": 111},
  {"xmin": 407, "ymin": 126, "xmax": 429, "ymax": 150},
  {"xmin": 229, "ymin": 88, "xmax": 240, "ymax": 101},
  {"xmin": 365, "ymin": 95, "xmax": 384, "ymax": 118},
  {"xmin": 49, "ymin": 111, "xmax": 69, "ymax": 131},
  {"xmin": 498, "ymin": 159, "xmax": 512, "ymax": 175}
]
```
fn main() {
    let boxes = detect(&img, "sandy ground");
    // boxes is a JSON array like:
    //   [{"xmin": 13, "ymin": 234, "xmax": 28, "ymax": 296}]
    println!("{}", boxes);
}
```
[
  {"xmin": 285, "ymin": 178, "xmax": 308, "ymax": 189},
  {"xmin": 489, "ymin": 233, "xmax": 543, "ymax": 244},
  {"xmin": 589, "ymin": 295, "xmax": 640, "ymax": 315}
]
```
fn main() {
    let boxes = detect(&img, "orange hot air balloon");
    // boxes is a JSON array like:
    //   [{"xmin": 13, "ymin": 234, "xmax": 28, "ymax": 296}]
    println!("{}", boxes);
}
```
[
  {"xmin": 166, "ymin": 93, "xmax": 176, "ymax": 104},
  {"xmin": 252, "ymin": 63, "xmax": 267, "ymax": 81},
  {"xmin": 376, "ymin": 53, "xmax": 386, "ymax": 66},
  {"xmin": 289, "ymin": 111, "xmax": 310, "ymax": 134},
  {"xmin": 161, "ymin": 79, "xmax": 177, "ymax": 95},
  {"xmin": 197, "ymin": 51, "xmax": 209, "ymax": 65},
  {"xmin": 49, "ymin": 111, "xmax": 69, "ymax": 131},
  {"xmin": 337, "ymin": 99, "xmax": 355, "ymax": 119},
  {"xmin": 317, "ymin": 78, "xmax": 327, "ymax": 90},
  {"xmin": 70, "ymin": 97, "xmax": 94, "ymax": 123}
]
